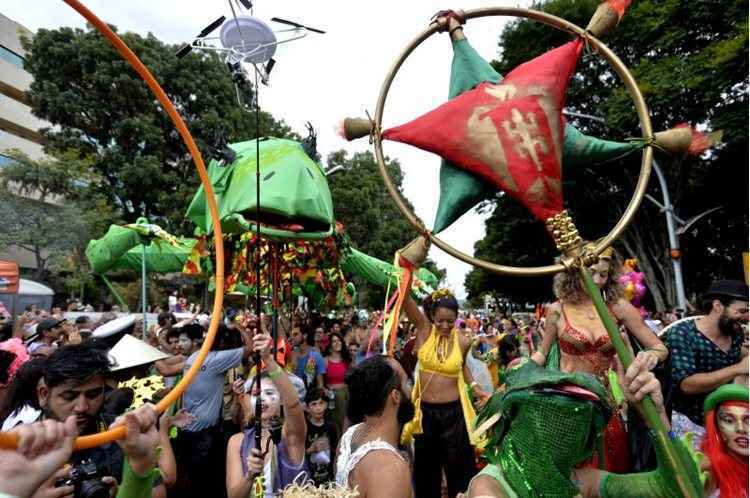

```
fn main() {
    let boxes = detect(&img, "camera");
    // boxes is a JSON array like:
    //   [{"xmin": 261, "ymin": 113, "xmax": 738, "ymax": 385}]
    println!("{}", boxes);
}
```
[{"xmin": 55, "ymin": 459, "xmax": 110, "ymax": 498}]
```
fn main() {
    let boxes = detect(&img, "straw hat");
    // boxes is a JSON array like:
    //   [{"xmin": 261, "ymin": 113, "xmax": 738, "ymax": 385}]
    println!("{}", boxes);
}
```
[
  {"xmin": 93, "ymin": 314, "xmax": 137, "ymax": 338},
  {"xmin": 108, "ymin": 334, "xmax": 170, "ymax": 371}
]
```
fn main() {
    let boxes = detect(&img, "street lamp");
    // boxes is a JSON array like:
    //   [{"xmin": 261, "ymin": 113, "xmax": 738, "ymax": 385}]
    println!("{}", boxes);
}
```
[{"xmin": 563, "ymin": 109, "xmax": 708, "ymax": 315}]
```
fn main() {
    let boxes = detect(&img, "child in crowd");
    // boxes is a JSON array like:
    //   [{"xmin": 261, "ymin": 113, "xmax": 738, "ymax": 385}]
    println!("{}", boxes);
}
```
[{"xmin": 304, "ymin": 388, "xmax": 338, "ymax": 486}]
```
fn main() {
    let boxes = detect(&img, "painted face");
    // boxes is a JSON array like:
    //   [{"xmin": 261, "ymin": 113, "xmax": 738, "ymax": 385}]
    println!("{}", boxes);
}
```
[
  {"xmin": 717, "ymin": 403, "xmax": 749, "ymax": 457},
  {"xmin": 250, "ymin": 378, "xmax": 281, "ymax": 420},
  {"xmin": 590, "ymin": 259, "xmax": 611, "ymax": 289},
  {"xmin": 433, "ymin": 307, "xmax": 457, "ymax": 336},
  {"xmin": 40, "ymin": 376, "xmax": 105, "ymax": 433},
  {"xmin": 177, "ymin": 334, "xmax": 193, "ymax": 355}
]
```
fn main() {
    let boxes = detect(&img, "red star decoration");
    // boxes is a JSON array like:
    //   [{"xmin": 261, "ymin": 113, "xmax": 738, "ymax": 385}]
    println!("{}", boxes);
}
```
[{"xmin": 384, "ymin": 39, "xmax": 583, "ymax": 221}]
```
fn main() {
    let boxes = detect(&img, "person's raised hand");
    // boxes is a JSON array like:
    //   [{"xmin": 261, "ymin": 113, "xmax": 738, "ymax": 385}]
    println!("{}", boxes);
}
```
[
  {"xmin": 1, "ymin": 416, "xmax": 77, "ymax": 498},
  {"xmin": 631, "ymin": 349, "xmax": 659, "ymax": 372},
  {"xmin": 110, "ymin": 403, "xmax": 159, "ymax": 475},
  {"xmin": 253, "ymin": 332, "xmax": 273, "ymax": 363},
  {"xmin": 623, "ymin": 365, "xmax": 664, "ymax": 409}
]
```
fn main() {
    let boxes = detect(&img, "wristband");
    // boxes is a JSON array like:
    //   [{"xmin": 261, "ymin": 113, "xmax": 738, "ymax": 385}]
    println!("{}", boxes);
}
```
[{"xmin": 268, "ymin": 365, "xmax": 283, "ymax": 380}]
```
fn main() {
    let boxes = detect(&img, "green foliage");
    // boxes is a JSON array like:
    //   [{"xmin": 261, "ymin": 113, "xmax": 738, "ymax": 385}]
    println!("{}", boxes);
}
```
[
  {"xmin": 22, "ymin": 25, "xmax": 294, "ymax": 233},
  {"xmin": 326, "ymin": 150, "xmax": 445, "ymax": 308},
  {"xmin": 466, "ymin": 0, "xmax": 748, "ymax": 308},
  {"xmin": 0, "ymin": 150, "xmax": 116, "ymax": 287}
]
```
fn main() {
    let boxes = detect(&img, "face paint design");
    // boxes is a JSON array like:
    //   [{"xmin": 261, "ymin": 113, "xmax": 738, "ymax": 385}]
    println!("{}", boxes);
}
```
[
  {"xmin": 250, "ymin": 378, "xmax": 281, "ymax": 419},
  {"xmin": 717, "ymin": 403, "xmax": 749, "ymax": 457}
]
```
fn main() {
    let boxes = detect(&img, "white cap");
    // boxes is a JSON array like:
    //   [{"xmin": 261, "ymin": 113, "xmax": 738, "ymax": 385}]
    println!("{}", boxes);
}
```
[
  {"xmin": 93, "ymin": 315, "xmax": 137, "ymax": 338},
  {"xmin": 108, "ymin": 334, "xmax": 170, "ymax": 371}
]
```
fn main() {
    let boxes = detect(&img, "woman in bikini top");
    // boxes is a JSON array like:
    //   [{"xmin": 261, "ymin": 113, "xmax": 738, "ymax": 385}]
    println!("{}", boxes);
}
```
[{"xmin": 532, "ymin": 247, "xmax": 669, "ymax": 378}]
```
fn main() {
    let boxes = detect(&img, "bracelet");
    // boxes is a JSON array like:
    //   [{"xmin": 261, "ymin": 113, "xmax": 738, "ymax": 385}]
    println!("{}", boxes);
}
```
[
  {"xmin": 267, "ymin": 365, "xmax": 283, "ymax": 380},
  {"xmin": 449, "ymin": 25, "xmax": 464, "ymax": 36}
]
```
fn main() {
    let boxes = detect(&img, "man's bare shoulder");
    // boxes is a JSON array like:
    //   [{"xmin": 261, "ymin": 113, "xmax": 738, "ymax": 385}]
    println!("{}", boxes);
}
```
[{"xmin": 350, "ymin": 448, "xmax": 412, "ymax": 498}]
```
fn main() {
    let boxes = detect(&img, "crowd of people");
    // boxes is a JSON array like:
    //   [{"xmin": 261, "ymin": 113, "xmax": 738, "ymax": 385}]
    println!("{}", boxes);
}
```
[{"xmin": 0, "ymin": 253, "xmax": 747, "ymax": 497}]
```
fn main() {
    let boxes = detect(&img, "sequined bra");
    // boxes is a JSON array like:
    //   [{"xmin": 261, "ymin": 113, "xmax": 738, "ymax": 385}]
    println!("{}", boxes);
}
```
[{"xmin": 558, "ymin": 304, "xmax": 616, "ymax": 376}]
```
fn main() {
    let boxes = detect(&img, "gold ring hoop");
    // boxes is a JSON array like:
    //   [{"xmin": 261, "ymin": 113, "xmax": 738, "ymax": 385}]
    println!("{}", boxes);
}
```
[
  {"xmin": 372, "ymin": 7, "xmax": 653, "ymax": 276},
  {"xmin": 0, "ymin": 0, "xmax": 225, "ymax": 450}
]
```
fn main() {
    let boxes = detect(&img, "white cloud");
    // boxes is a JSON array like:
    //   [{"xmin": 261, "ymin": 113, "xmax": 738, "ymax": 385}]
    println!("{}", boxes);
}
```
[{"xmin": 4, "ymin": 0, "xmax": 530, "ymax": 298}]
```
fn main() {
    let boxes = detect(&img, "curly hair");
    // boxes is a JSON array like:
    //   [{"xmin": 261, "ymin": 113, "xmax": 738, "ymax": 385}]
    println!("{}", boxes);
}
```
[{"xmin": 553, "ymin": 249, "xmax": 623, "ymax": 305}]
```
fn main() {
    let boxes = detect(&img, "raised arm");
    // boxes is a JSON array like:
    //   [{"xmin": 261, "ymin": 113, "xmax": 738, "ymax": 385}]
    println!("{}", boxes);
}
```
[
  {"xmin": 531, "ymin": 303, "xmax": 560, "ymax": 366},
  {"xmin": 403, "ymin": 295, "xmax": 432, "ymax": 349},
  {"xmin": 254, "ymin": 333, "xmax": 307, "ymax": 465}
]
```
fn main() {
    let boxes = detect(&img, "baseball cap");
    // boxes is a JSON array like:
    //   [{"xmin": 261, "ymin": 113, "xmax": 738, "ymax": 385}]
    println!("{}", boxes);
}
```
[
  {"xmin": 706, "ymin": 279, "xmax": 749, "ymax": 301},
  {"xmin": 36, "ymin": 318, "xmax": 66, "ymax": 335}
]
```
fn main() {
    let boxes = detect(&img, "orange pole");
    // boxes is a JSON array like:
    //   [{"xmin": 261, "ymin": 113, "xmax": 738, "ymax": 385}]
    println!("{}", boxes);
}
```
[{"xmin": 0, "ymin": 0, "xmax": 225, "ymax": 450}]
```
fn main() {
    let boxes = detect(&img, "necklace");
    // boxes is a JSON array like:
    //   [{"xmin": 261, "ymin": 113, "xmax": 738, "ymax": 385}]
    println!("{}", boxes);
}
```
[{"xmin": 436, "ymin": 333, "xmax": 451, "ymax": 363}]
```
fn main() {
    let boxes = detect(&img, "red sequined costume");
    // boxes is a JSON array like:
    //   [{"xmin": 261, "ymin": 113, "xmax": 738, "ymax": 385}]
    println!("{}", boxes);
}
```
[{"xmin": 558, "ymin": 304, "xmax": 630, "ymax": 473}]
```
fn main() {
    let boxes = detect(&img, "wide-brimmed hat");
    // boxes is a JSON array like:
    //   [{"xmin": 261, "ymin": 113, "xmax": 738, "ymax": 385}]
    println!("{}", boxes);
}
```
[{"xmin": 108, "ymin": 334, "xmax": 170, "ymax": 371}]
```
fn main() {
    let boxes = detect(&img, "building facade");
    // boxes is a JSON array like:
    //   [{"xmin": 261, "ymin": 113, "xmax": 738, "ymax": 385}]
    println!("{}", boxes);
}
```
[{"xmin": 0, "ymin": 13, "xmax": 51, "ymax": 269}]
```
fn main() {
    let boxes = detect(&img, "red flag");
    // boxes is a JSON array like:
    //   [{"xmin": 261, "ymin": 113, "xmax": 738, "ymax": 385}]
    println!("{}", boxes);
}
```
[{"xmin": 384, "ymin": 39, "xmax": 583, "ymax": 221}]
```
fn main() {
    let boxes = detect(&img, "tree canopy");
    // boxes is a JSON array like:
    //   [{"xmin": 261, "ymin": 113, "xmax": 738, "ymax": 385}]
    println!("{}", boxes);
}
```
[
  {"xmin": 465, "ymin": 0, "xmax": 748, "ymax": 309},
  {"xmin": 326, "ymin": 150, "xmax": 445, "ymax": 308}
]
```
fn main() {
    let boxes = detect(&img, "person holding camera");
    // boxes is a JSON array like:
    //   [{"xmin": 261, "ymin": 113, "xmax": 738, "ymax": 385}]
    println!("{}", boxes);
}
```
[
  {"xmin": 0, "ymin": 404, "xmax": 162, "ymax": 498},
  {"xmin": 32, "ymin": 343, "xmax": 166, "ymax": 498}
]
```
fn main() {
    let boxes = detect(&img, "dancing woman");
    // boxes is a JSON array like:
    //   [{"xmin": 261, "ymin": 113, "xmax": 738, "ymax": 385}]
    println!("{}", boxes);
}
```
[
  {"xmin": 531, "ymin": 246, "xmax": 668, "ymax": 471},
  {"xmin": 403, "ymin": 287, "xmax": 490, "ymax": 497}
]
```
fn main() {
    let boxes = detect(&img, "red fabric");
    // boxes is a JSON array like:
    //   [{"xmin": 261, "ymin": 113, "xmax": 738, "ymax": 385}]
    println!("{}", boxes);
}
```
[
  {"xmin": 325, "ymin": 359, "xmax": 348, "ymax": 386},
  {"xmin": 606, "ymin": 0, "xmax": 631, "ymax": 19},
  {"xmin": 384, "ymin": 39, "xmax": 583, "ymax": 221}
]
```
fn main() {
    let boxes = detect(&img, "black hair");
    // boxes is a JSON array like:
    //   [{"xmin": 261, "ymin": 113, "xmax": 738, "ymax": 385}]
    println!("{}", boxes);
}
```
[
  {"xmin": 498, "ymin": 334, "xmax": 520, "ymax": 366},
  {"xmin": 75, "ymin": 316, "xmax": 89, "ymax": 325},
  {"xmin": 0, "ymin": 350, "xmax": 15, "ymax": 385},
  {"xmin": 324, "ymin": 332, "xmax": 352, "ymax": 365},
  {"xmin": 701, "ymin": 295, "xmax": 735, "ymax": 314},
  {"xmin": 157, "ymin": 311, "xmax": 176, "ymax": 327},
  {"xmin": 300, "ymin": 324, "xmax": 316, "ymax": 347},
  {"xmin": 180, "ymin": 323, "xmax": 205, "ymax": 342},
  {"xmin": 421, "ymin": 291, "xmax": 459, "ymax": 322},
  {"xmin": 345, "ymin": 355, "xmax": 398, "ymax": 423},
  {"xmin": 305, "ymin": 387, "xmax": 327, "ymax": 404},
  {"xmin": 43, "ymin": 343, "xmax": 111, "ymax": 389},
  {"xmin": 0, "ymin": 358, "xmax": 46, "ymax": 421},
  {"xmin": 213, "ymin": 323, "xmax": 241, "ymax": 351}
]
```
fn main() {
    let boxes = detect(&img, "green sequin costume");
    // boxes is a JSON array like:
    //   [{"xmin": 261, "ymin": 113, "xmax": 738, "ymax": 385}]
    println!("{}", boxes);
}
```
[{"xmin": 473, "ymin": 360, "xmax": 703, "ymax": 498}]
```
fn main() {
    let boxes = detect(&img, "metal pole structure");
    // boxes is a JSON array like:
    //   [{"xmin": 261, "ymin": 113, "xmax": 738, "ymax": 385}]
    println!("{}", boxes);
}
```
[
  {"xmin": 141, "ymin": 244, "xmax": 147, "ymax": 328},
  {"xmin": 652, "ymin": 159, "xmax": 688, "ymax": 315},
  {"xmin": 565, "ymin": 110, "xmax": 688, "ymax": 315}
]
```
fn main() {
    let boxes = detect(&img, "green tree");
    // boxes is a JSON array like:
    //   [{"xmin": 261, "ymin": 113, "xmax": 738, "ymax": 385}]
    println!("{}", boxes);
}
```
[
  {"xmin": 326, "ymin": 150, "xmax": 445, "ymax": 308},
  {"xmin": 466, "ymin": 0, "xmax": 747, "ymax": 310},
  {"xmin": 23, "ymin": 25, "xmax": 293, "ymax": 233},
  {"xmin": 0, "ymin": 150, "xmax": 116, "ymax": 286}
]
